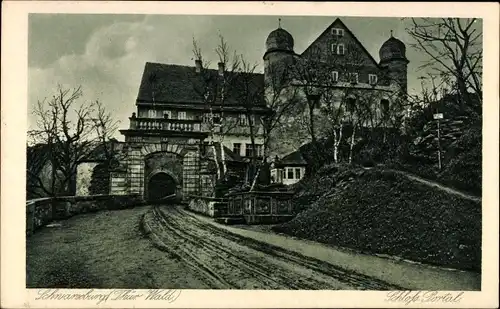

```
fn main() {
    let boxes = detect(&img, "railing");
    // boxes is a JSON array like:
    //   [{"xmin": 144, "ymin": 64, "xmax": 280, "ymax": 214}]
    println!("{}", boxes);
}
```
[
  {"xmin": 130, "ymin": 117, "xmax": 202, "ymax": 132},
  {"xmin": 26, "ymin": 194, "xmax": 145, "ymax": 236},
  {"xmin": 225, "ymin": 191, "xmax": 295, "ymax": 224}
]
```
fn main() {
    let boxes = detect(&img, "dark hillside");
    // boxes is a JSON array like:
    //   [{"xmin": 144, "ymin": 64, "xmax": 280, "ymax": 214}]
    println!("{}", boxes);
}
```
[{"xmin": 274, "ymin": 168, "xmax": 481, "ymax": 272}]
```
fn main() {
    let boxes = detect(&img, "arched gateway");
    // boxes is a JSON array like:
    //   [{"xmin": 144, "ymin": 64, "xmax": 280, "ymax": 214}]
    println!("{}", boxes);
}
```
[
  {"xmin": 109, "ymin": 114, "xmax": 208, "ymax": 200},
  {"xmin": 147, "ymin": 172, "xmax": 177, "ymax": 200}
]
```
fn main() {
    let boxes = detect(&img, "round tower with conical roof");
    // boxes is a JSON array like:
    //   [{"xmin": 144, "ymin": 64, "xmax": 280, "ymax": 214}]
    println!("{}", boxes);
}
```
[
  {"xmin": 379, "ymin": 34, "xmax": 409, "ymax": 94},
  {"xmin": 263, "ymin": 21, "xmax": 296, "ymax": 88}
]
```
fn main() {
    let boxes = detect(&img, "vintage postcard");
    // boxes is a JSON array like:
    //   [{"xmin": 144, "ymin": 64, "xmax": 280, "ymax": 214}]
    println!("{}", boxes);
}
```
[{"xmin": 1, "ymin": 1, "xmax": 499, "ymax": 308}]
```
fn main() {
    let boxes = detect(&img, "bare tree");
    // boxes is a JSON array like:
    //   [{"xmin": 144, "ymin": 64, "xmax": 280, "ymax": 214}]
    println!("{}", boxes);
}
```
[
  {"xmin": 236, "ymin": 57, "xmax": 300, "ymax": 190},
  {"xmin": 192, "ymin": 36, "xmax": 241, "ymax": 181},
  {"xmin": 291, "ymin": 49, "xmax": 326, "ymax": 146},
  {"xmin": 233, "ymin": 57, "xmax": 262, "ymax": 186},
  {"xmin": 406, "ymin": 18, "xmax": 482, "ymax": 117},
  {"xmin": 28, "ymin": 85, "xmax": 118, "ymax": 197}
]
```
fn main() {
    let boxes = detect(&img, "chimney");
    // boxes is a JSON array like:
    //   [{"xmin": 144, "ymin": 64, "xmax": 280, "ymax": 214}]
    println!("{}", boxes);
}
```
[
  {"xmin": 195, "ymin": 59, "xmax": 202, "ymax": 73},
  {"xmin": 218, "ymin": 62, "xmax": 224, "ymax": 76}
]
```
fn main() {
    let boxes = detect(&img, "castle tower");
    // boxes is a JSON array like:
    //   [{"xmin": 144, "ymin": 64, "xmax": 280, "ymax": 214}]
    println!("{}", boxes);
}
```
[
  {"xmin": 263, "ymin": 20, "xmax": 296, "ymax": 88},
  {"xmin": 379, "ymin": 33, "xmax": 409, "ymax": 94}
]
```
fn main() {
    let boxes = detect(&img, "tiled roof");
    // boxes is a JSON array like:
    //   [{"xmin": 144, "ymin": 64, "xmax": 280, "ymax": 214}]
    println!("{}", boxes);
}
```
[
  {"xmin": 136, "ymin": 62, "xmax": 265, "ymax": 107},
  {"xmin": 277, "ymin": 149, "xmax": 307, "ymax": 166}
]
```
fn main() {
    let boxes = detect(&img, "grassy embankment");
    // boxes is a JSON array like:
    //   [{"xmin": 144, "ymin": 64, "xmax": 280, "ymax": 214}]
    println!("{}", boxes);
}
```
[{"xmin": 273, "ymin": 165, "xmax": 481, "ymax": 272}]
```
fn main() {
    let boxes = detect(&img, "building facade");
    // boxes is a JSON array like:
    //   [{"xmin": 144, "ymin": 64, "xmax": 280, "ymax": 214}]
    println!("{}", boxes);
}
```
[
  {"xmin": 109, "ymin": 62, "xmax": 269, "ymax": 200},
  {"xmin": 265, "ymin": 18, "xmax": 409, "ymax": 159},
  {"xmin": 108, "ymin": 18, "xmax": 409, "ymax": 197}
]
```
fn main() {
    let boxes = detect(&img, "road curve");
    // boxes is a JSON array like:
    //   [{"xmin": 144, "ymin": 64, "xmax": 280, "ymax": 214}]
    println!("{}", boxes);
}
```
[{"xmin": 142, "ymin": 205, "xmax": 402, "ymax": 290}]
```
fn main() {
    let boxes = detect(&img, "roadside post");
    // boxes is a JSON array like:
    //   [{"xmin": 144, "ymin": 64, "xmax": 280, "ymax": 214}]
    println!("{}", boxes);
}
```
[{"xmin": 433, "ymin": 112, "xmax": 444, "ymax": 170}]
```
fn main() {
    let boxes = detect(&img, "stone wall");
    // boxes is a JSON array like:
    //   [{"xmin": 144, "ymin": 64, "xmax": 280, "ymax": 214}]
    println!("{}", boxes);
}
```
[
  {"xmin": 26, "ymin": 194, "xmax": 144, "ymax": 236},
  {"xmin": 186, "ymin": 196, "xmax": 228, "ymax": 218}
]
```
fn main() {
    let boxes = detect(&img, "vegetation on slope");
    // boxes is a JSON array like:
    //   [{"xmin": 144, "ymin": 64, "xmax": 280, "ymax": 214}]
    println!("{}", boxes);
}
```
[{"xmin": 274, "ymin": 167, "xmax": 481, "ymax": 272}]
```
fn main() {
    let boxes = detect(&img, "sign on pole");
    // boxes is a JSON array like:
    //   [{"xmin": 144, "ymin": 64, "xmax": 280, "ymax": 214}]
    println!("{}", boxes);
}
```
[{"xmin": 433, "ymin": 113, "xmax": 444, "ymax": 120}]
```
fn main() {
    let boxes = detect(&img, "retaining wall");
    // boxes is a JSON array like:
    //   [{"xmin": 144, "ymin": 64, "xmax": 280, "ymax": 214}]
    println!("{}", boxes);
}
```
[
  {"xmin": 26, "ymin": 194, "xmax": 145, "ymax": 236},
  {"xmin": 186, "ymin": 196, "xmax": 228, "ymax": 218}
]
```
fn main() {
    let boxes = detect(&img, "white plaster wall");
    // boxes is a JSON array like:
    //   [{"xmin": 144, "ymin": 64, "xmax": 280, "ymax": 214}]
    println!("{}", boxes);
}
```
[
  {"xmin": 210, "ymin": 134, "xmax": 265, "ymax": 157},
  {"xmin": 76, "ymin": 162, "xmax": 99, "ymax": 196}
]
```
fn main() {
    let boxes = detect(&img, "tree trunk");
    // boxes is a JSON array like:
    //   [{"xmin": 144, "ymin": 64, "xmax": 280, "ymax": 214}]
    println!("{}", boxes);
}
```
[
  {"xmin": 333, "ymin": 123, "xmax": 344, "ymax": 164},
  {"xmin": 211, "ymin": 141, "xmax": 221, "ymax": 180},
  {"xmin": 333, "ymin": 129, "xmax": 338, "ymax": 163},
  {"xmin": 348, "ymin": 124, "xmax": 356, "ymax": 164},
  {"xmin": 308, "ymin": 102, "xmax": 317, "ymax": 144},
  {"xmin": 219, "ymin": 141, "xmax": 226, "ymax": 177}
]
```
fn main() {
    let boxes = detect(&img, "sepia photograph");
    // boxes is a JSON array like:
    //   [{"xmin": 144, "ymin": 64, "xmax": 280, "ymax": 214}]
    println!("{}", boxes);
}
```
[{"xmin": 1, "ymin": 1, "xmax": 499, "ymax": 308}]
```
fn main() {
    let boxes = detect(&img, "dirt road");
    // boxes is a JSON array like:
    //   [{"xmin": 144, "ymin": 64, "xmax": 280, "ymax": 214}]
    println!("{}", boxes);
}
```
[
  {"xmin": 142, "ymin": 205, "xmax": 401, "ymax": 290},
  {"xmin": 27, "ymin": 205, "xmax": 478, "ymax": 290}
]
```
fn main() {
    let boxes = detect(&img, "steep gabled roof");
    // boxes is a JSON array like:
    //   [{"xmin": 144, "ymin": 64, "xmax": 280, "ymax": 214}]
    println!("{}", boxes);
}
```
[
  {"xmin": 301, "ymin": 18, "xmax": 381, "ymax": 68},
  {"xmin": 136, "ymin": 62, "xmax": 265, "ymax": 107}
]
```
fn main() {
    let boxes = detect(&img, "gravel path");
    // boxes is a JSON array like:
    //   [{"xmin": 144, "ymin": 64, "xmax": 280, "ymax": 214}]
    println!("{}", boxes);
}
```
[
  {"xmin": 143, "ymin": 205, "xmax": 400, "ymax": 290},
  {"xmin": 27, "ymin": 204, "xmax": 480, "ymax": 290},
  {"xmin": 388, "ymin": 169, "xmax": 481, "ymax": 203},
  {"xmin": 26, "ymin": 207, "xmax": 210, "ymax": 289}
]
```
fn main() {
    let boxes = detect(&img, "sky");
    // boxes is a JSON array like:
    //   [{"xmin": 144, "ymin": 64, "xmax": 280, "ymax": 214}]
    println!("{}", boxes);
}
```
[{"xmin": 28, "ymin": 14, "xmax": 469, "ymax": 140}]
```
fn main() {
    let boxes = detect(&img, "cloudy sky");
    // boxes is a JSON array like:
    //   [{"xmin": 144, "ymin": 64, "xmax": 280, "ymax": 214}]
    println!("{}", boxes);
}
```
[{"xmin": 28, "ymin": 14, "xmax": 455, "ymax": 139}]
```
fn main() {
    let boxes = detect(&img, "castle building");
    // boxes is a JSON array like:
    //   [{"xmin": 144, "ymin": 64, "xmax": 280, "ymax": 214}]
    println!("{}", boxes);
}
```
[
  {"xmin": 103, "ymin": 18, "xmax": 408, "ymax": 198},
  {"xmin": 265, "ymin": 18, "xmax": 409, "ymax": 184}
]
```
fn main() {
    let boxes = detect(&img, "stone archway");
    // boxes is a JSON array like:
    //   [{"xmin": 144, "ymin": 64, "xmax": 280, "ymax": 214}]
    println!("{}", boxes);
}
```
[
  {"xmin": 122, "ymin": 141, "xmax": 202, "ymax": 198},
  {"xmin": 146, "ymin": 171, "xmax": 177, "ymax": 201}
]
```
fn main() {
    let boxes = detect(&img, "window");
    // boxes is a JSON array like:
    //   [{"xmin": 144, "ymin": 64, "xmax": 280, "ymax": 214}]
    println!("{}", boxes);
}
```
[
  {"xmin": 148, "ymin": 109, "xmax": 157, "ymax": 118},
  {"xmin": 369, "ymin": 74, "xmax": 378, "ymax": 85},
  {"xmin": 213, "ymin": 113, "xmax": 221, "ymax": 124},
  {"xmin": 346, "ymin": 97, "xmax": 356, "ymax": 113},
  {"xmin": 295, "ymin": 168, "xmax": 302, "ymax": 179},
  {"xmin": 233, "ymin": 143, "xmax": 241, "ymax": 156},
  {"xmin": 331, "ymin": 28, "xmax": 344, "ymax": 37},
  {"xmin": 287, "ymin": 168, "xmax": 294, "ymax": 180},
  {"xmin": 331, "ymin": 43, "xmax": 345, "ymax": 55},
  {"xmin": 202, "ymin": 141, "xmax": 210, "ymax": 155},
  {"xmin": 337, "ymin": 44, "xmax": 345, "ymax": 55},
  {"xmin": 178, "ymin": 111, "xmax": 186, "ymax": 120},
  {"xmin": 245, "ymin": 144, "xmax": 253, "ymax": 157},
  {"xmin": 163, "ymin": 110, "xmax": 171, "ymax": 119},
  {"xmin": 256, "ymin": 144, "xmax": 263, "ymax": 157},
  {"xmin": 381, "ymin": 99, "xmax": 390, "ymax": 114},
  {"xmin": 245, "ymin": 143, "xmax": 263, "ymax": 157},
  {"xmin": 331, "ymin": 71, "xmax": 339, "ymax": 82},
  {"xmin": 349, "ymin": 72, "xmax": 359, "ymax": 84},
  {"xmin": 239, "ymin": 114, "xmax": 248, "ymax": 126}
]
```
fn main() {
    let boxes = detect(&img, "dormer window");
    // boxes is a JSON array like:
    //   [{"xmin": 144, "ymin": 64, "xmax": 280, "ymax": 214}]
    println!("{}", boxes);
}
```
[
  {"xmin": 331, "ymin": 28, "xmax": 344, "ymax": 37},
  {"xmin": 369, "ymin": 74, "xmax": 378, "ymax": 85},
  {"xmin": 331, "ymin": 43, "xmax": 345, "ymax": 55}
]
